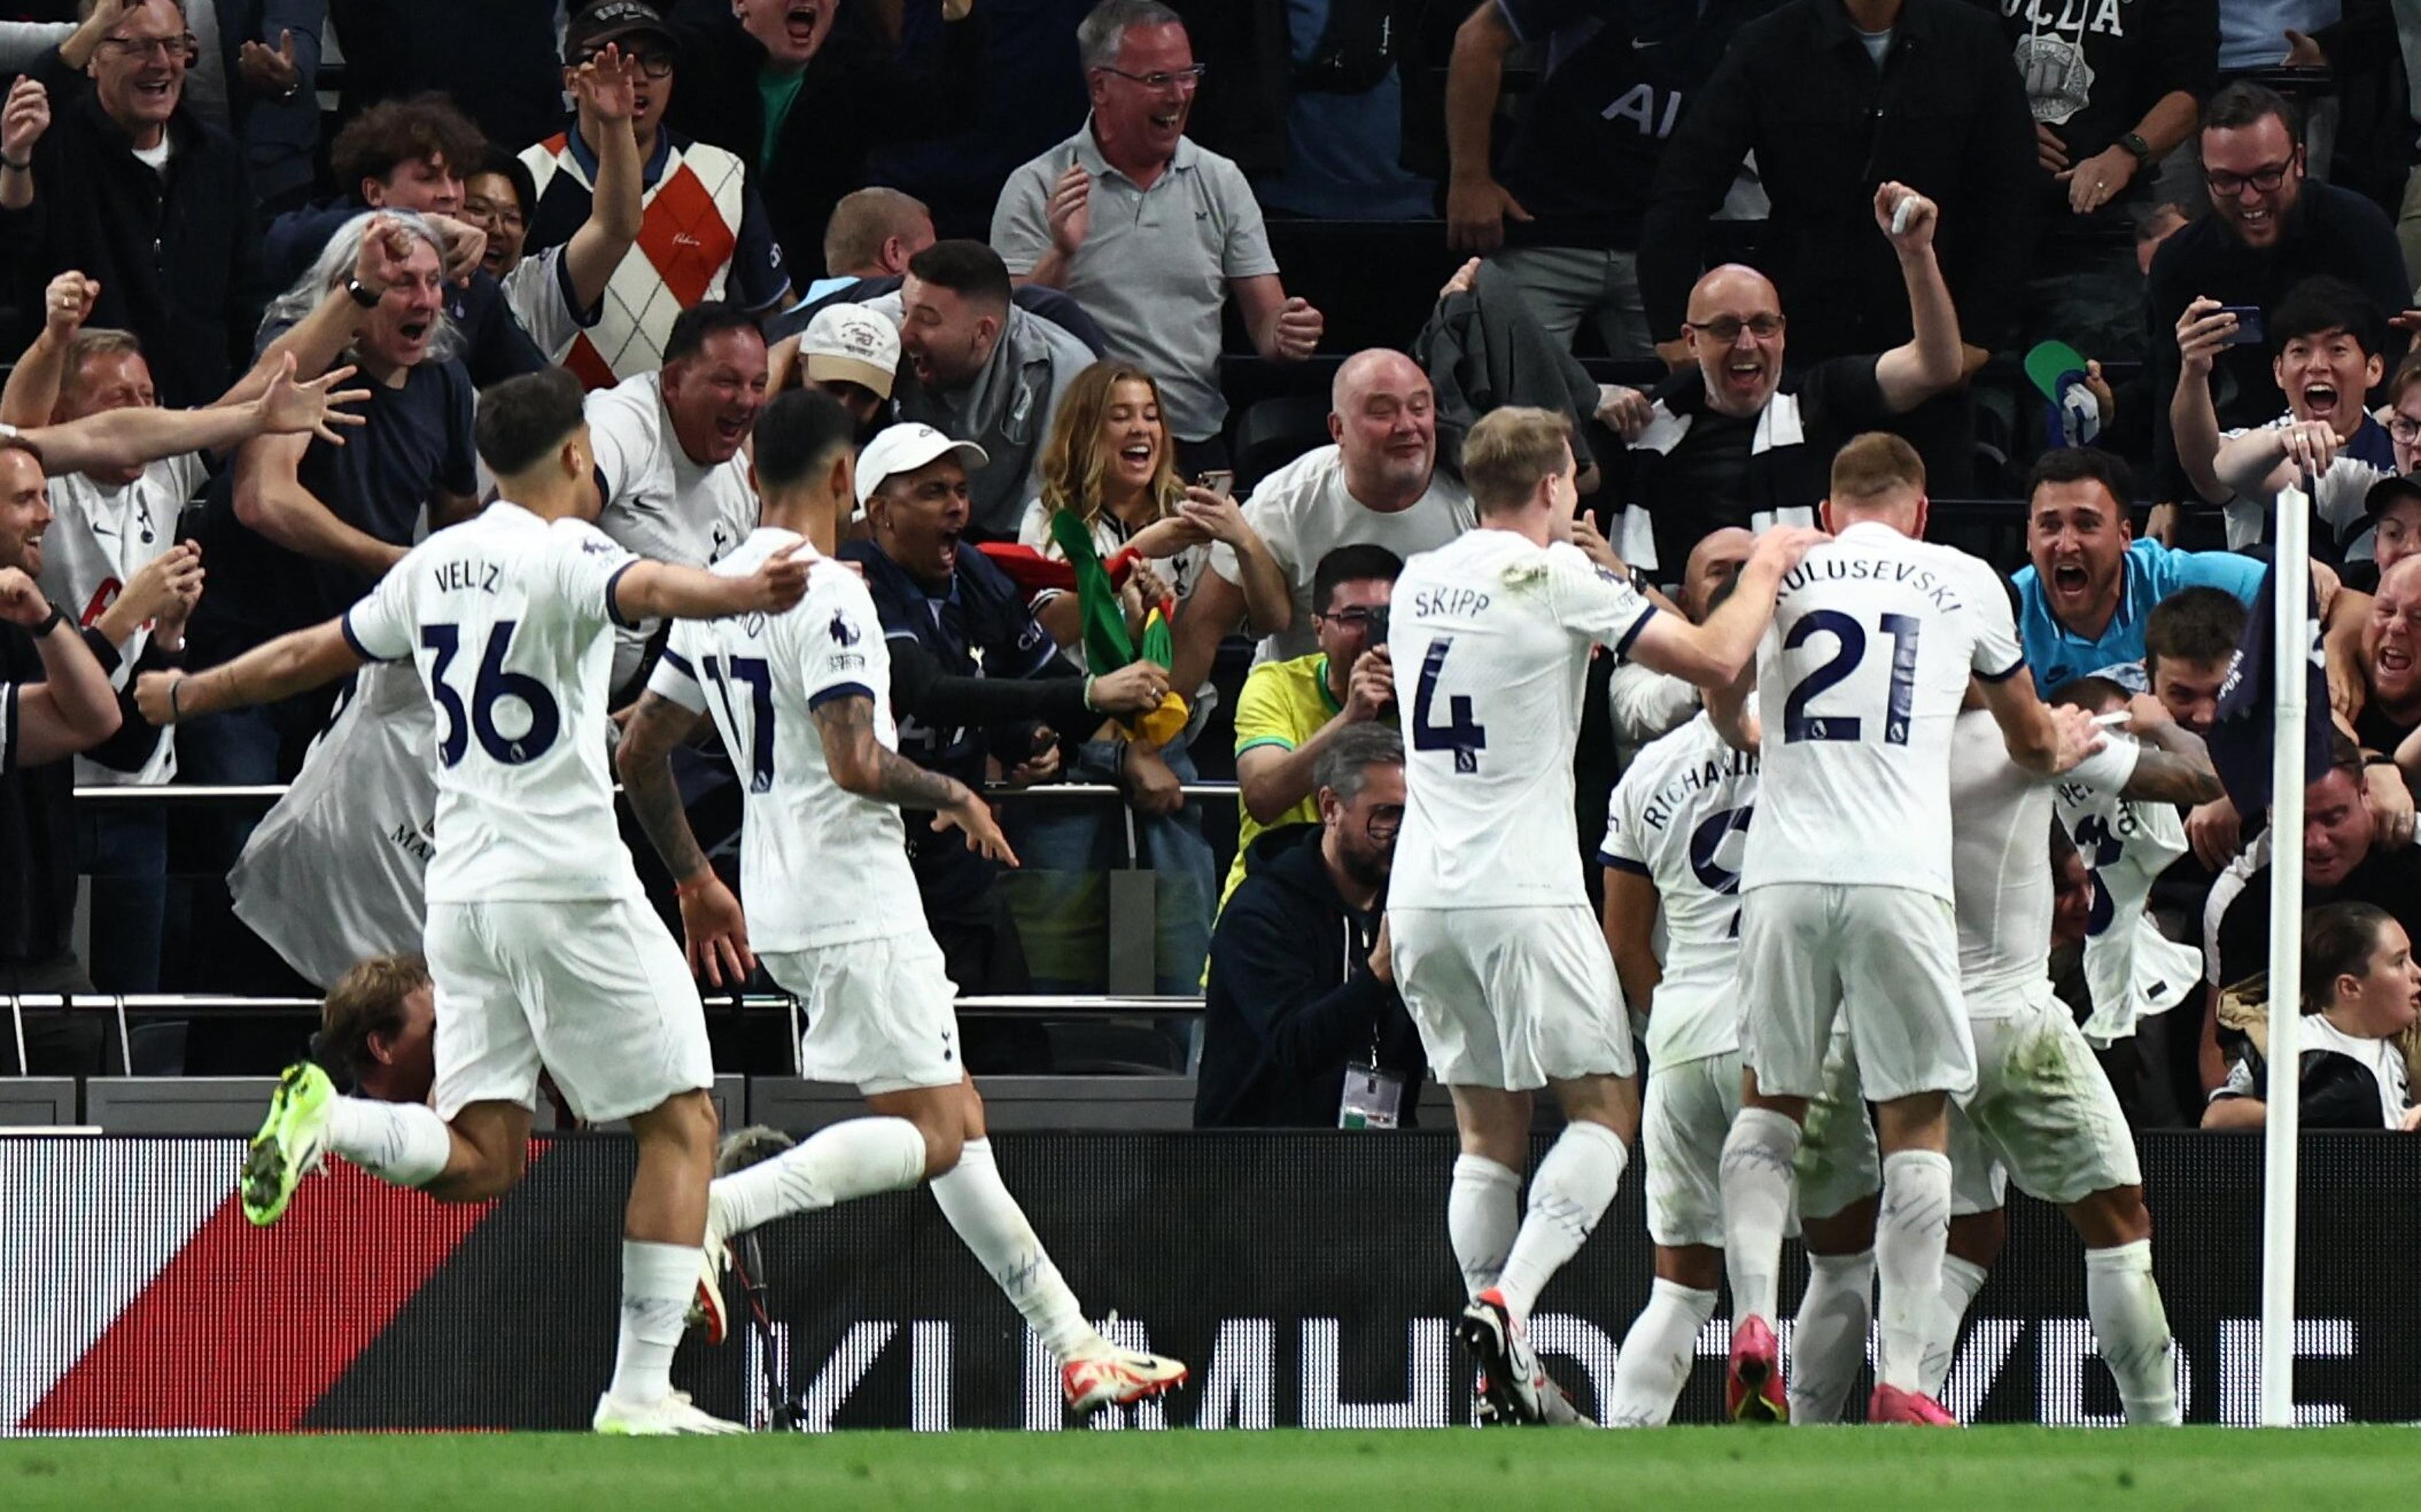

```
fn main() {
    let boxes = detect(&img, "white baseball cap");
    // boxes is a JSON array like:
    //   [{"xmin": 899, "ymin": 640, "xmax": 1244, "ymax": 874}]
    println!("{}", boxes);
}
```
[
  {"xmin": 799, "ymin": 303, "xmax": 901, "ymax": 400},
  {"xmin": 856, "ymin": 422, "xmax": 989, "ymax": 506}
]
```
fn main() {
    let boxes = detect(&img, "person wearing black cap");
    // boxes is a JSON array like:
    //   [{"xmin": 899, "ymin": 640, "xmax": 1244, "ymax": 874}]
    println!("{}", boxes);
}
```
[
  {"xmin": 2348, "ymin": 473, "xmax": 2421, "ymax": 595},
  {"xmin": 520, "ymin": 0, "xmax": 793, "ymax": 388}
]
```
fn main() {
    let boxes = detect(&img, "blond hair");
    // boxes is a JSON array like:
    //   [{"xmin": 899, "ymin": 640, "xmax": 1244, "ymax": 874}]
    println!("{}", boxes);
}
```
[
  {"xmin": 319, "ymin": 954, "xmax": 430, "ymax": 1083},
  {"xmin": 1036, "ymin": 361, "xmax": 1184, "ymax": 528},
  {"xmin": 1462, "ymin": 405, "xmax": 1574, "ymax": 517},
  {"xmin": 1828, "ymin": 431, "xmax": 1927, "ymax": 502}
]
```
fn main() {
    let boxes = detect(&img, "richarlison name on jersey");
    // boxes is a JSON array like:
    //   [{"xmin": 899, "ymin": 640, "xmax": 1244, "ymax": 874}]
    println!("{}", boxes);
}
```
[
  {"xmin": 1781, "ymin": 555, "xmax": 1965, "ymax": 612},
  {"xmin": 1637, "ymin": 745, "xmax": 1758, "ymax": 833}
]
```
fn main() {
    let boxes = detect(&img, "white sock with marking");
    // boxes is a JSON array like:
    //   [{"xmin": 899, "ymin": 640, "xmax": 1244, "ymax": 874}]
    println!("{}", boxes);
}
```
[
  {"xmin": 2086, "ymin": 1240, "xmax": 2180, "ymax": 1425},
  {"xmin": 1919, "ymin": 1254, "xmax": 1991, "ymax": 1400},
  {"xmin": 1874, "ymin": 1150, "xmax": 1954, "ymax": 1392},
  {"xmin": 705, "ymin": 1116, "xmax": 927, "ymax": 1244},
  {"xmin": 1788, "ymin": 1249, "xmax": 1874, "ymax": 1424},
  {"xmin": 607, "ymin": 1238, "xmax": 696, "ymax": 1406},
  {"xmin": 1492, "ymin": 1119, "xmax": 1628, "ymax": 1323},
  {"xmin": 929, "ymin": 1138, "xmax": 1096, "ymax": 1360},
  {"xmin": 1448, "ymin": 1153, "xmax": 1522, "ymax": 1300},
  {"xmin": 1607, "ymin": 1278, "xmax": 1719, "ymax": 1427},
  {"xmin": 327, "ymin": 1095, "xmax": 451, "ymax": 1188},
  {"xmin": 1718, "ymin": 1107, "xmax": 1801, "ymax": 1324}
]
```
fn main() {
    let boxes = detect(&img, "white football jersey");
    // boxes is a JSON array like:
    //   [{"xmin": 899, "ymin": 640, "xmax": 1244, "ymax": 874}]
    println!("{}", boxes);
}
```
[
  {"xmin": 1743, "ymin": 521, "xmax": 2026, "ymax": 901},
  {"xmin": 649, "ymin": 529, "xmax": 925, "ymax": 952},
  {"xmin": 1390, "ymin": 529, "xmax": 1657, "ymax": 909},
  {"xmin": 41, "ymin": 458, "xmax": 204, "ymax": 787},
  {"xmin": 342, "ymin": 502, "xmax": 642, "ymax": 905},
  {"xmin": 1948, "ymin": 710, "xmax": 2136, "ymax": 1014},
  {"xmin": 1599, "ymin": 712, "xmax": 1757, "ymax": 1066},
  {"xmin": 2053, "ymin": 742, "xmax": 2202, "ymax": 1045}
]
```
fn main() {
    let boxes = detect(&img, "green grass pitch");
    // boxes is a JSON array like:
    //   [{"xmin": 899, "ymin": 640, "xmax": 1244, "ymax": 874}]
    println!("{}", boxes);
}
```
[{"xmin": 5, "ymin": 1427, "xmax": 2413, "ymax": 1510}]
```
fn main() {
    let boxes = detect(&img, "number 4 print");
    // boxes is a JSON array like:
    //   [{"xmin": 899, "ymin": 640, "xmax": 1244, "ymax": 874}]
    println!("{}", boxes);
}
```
[{"xmin": 1412, "ymin": 637, "xmax": 1487, "ymax": 774}]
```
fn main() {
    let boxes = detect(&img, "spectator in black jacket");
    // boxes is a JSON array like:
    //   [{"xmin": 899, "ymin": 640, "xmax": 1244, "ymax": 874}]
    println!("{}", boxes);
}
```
[
  {"xmin": 666, "ymin": 0, "xmax": 985, "ymax": 281},
  {"xmin": 1982, "ymin": 0, "xmax": 2215, "ymax": 363},
  {"xmin": 1197, "ymin": 722, "xmax": 1423, "ymax": 1129},
  {"xmin": 1637, "ymin": 0, "xmax": 2035, "ymax": 495},
  {"xmin": 0, "ymin": 0, "xmax": 267, "ymax": 408},
  {"xmin": 2146, "ymin": 83, "xmax": 2412, "ymax": 532}
]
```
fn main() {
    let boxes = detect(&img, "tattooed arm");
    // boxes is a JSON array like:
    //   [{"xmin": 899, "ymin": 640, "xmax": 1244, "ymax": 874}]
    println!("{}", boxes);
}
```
[
  {"xmin": 811, "ymin": 693, "xmax": 1019, "ymax": 865},
  {"xmin": 615, "ymin": 690, "xmax": 755, "ymax": 984}
]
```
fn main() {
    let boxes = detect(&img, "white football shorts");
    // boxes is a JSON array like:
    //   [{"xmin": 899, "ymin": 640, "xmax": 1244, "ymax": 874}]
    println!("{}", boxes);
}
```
[
  {"xmin": 1391, "ymin": 904, "xmax": 1634, "ymax": 1092},
  {"xmin": 1952, "ymin": 987, "xmax": 2142, "ymax": 1208},
  {"xmin": 762, "ymin": 932, "xmax": 965, "ymax": 1095},
  {"xmin": 1643, "ymin": 1050, "xmax": 1743, "ymax": 1249},
  {"xmin": 1736, "ymin": 882, "xmax": 1975, "ymax": 1104},
  {"xmin": 426, "ymin": 896, "xmax": 714, "ymax": 1125}
]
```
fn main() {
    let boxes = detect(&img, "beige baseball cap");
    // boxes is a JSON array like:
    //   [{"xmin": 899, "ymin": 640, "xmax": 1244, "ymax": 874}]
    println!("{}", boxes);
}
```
[{"xmin": 800, "ymin": 303, "xmax": 901, "ymax": 400}]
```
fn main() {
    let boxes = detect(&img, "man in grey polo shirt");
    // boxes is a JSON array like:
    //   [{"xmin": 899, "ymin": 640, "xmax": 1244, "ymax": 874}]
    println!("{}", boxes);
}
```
[
  {"xmin": 990, "ymin": 0, "xmax": 1324, "ymax": 471},
  {"xmin": 863, "ymin": 240, "xmax": 1097, "ymax": 540}
]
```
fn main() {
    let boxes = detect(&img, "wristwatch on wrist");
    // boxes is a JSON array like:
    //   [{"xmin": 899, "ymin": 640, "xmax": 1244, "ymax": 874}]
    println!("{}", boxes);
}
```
[
  {"xmin": 344, "ymin": 276, "xmax": 382, "ymax": 309},
  {"xmin": 2118, "ymin": 132, "xmax": 2152, "ymax": 168}
]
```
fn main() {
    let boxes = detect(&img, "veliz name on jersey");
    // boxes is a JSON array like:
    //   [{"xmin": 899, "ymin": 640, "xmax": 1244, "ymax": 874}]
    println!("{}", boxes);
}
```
[
  {"xmin": 1782, "ymin": 555, "xmax": 1963, "ymax": 612},
  {"xmin": 1639, "ymin": 746, "xmax": 1758, "ymax": 831},
  {"xmin": 433, "ymin": 558, "xmax": 504, "ymax": 596},
  {"xmin": 1409, "ymin": 586, "xmax": 1491, "ymax": 619}
]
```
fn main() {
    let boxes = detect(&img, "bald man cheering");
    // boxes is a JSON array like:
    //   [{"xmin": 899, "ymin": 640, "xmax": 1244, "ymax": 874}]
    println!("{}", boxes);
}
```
[{"xmin": 1603, "ymin": 182, "xmax": 1966, "ymax": 582}]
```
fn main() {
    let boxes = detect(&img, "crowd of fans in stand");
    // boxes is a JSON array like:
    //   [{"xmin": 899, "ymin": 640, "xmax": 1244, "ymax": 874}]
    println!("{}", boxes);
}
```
[{"xmin": 0, "ymin": 0, "xmax": 2417, "ymax": 1136}]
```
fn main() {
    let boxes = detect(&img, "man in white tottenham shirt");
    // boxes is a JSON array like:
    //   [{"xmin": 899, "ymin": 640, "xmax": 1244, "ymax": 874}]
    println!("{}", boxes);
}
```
[
  {"xmin": 613, "ymin": 386, "xmax": 1188, "ymax": 1419},
  {"xmin": 586, "ymin": 301, "xmax": 768, "ymax": 695},
  {"xmin": 1714, "ymin": 432, "xmax": 2105, "ymax": 1428},
  {"xmin": 1171, "ymin": 350, "xmax": 1475, "ymax": 695},
  {"xmin": 136, "ymin": 368, "xmax": 810, "ymax": 1435},
  {"xmin": 1385, "ymin": 404, "xmax": 1821, "ymax": 1425}
]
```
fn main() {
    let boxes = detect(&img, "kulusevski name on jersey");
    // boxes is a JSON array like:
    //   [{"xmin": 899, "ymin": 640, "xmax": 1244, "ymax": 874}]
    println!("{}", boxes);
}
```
[
  {"xmin": 1390, "ymin": 529, "xmax": 1656, "ymax": 911},
  {"xmin": 649, "ymin": 529, "xmax": 926, "ymax": 953},
  {"xmin": 1743, "ymin": 521, "xmax": 2025, "ymax": 902},
  {"xmin": 342, "ymin": 502, "xmax": 642, "ymax": 906}
]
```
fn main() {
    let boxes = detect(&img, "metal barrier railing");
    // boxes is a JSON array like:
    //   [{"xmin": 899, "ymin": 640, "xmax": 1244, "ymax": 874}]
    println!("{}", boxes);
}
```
[{"xmin": 6, "ymin": 993, "xmax": 1210, "ymax": 1081}]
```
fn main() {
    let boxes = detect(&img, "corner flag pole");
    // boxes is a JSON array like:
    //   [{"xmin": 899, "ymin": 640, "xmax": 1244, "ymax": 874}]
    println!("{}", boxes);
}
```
[{"xmin": 2258, "ymin": 478, "xmax": 2311, "ymax": 1428}]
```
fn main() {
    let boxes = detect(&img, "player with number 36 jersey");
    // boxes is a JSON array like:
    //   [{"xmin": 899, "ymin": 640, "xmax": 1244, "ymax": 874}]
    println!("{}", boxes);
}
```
[{"xmin": 1384, "ymin": 407, "xmax": 1820, "ymax": 1429}]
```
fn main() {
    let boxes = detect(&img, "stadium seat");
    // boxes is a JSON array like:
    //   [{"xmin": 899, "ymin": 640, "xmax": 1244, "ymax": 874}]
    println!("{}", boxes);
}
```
[{"xmin": 1233, "ymin": 395, "xmax": 1334, "ymax": 494}]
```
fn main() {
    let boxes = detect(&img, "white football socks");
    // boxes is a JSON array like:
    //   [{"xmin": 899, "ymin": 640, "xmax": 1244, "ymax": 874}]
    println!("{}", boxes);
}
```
[
  {"xmin": 1874, "ymin": 1150, "xmax": 1954, "ymax": 1392},
  {"xmin": 1607, "ymin": 1278, "xmax": 1718, "ymax": 1427},
  {"xmin": 2085, "ymin": 1240, "xmax": 2181, "ymax": 1425},
  {"xmin": 327, "ymin": 1095, "xmax": 453, "ymax": 1188},
  {"xmin": 1917, "ymin": 1254, "xmax": 1991, "ymax": 1400},
  {"xmin": 607, "ymin": 1238, "xmax": 696, "ymax": 1406},
  {"xmin": 705, "ymin": 1116, "xmax": 927, "ymax": 1245},
  {"xmin": 1448, "ymin": 1153, "xmax": 1521, "ymax": 1300},
  {"xmin": 1718, "ymin": 1107, "xmax": 1801, "ymax": 1324},
  {"xmin": 1492, "ymin": 1119, "xmax": 1628, "ymax": 1323},
  {"xmin": 929, "ymin": 1137, "xmax": 1096, "ymax": 1360},
  {"xmin": 1788, "ymin": 1249, "xmax": 1874, "ymax": 1424}
]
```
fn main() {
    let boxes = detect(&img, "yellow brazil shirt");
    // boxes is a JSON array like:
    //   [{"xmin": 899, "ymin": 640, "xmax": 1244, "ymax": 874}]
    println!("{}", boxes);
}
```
[{"xmin": 1220, "ymin": 651, "xmax": 1343, "ymax": 910}]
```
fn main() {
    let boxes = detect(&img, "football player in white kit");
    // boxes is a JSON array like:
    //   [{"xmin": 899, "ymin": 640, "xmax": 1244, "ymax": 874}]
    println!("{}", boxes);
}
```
[
  {"xmin": 136, "ymin": 368, "xmax": 811, "ymax": 1435},
  {"xmin": 1386, "ymin": 405, "xmax": 1824, "ymax": 1424},
  {"xmin": 612, "ymin": 389, "xmax": 1188, "ymax": 1418},
  {"xmin": 1781, "ymin": 698, "xmax": 2213, "ymax": 1425},
  {"xmin": 1714, "ymin": 432, "xmax": 2106, "ymax": 1426},
  {"xmin": 1597, "ymin": 592, "xmax": 1760, "ymax": 1427}
]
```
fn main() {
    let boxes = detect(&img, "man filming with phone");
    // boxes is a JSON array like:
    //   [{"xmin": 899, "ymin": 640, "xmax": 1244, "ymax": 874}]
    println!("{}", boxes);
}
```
[{"xmin": 2144, "ymin": 82, "xmax": 2410, "ymax": 543}]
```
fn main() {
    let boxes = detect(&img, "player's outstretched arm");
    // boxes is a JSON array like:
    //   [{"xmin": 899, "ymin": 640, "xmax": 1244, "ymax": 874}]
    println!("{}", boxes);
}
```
[
  {"xmin": 1978, "ymin": 671, "xmax": 2105, "ymax": 776},
  {"xmin": 613, "ymin": 543, "xmax": 811, "ymax": 625},
  {"xmin": 134, "ymin": 618, "xmax": 361, "ymax": 727},
  {"xmin": 616, "ymin": 690, "xmax": 755, "ymax": 986},
  {"xmin": 811, "ymin": 693, "xmax": 1019, "ymax": 865},
  {"xmin": 2107, "ymin": 694, "xmax": 2224, "ymax": 805},
  {"xmin": 1625, "ymin": 526, "xmax": 1826, "ymax": 687}
]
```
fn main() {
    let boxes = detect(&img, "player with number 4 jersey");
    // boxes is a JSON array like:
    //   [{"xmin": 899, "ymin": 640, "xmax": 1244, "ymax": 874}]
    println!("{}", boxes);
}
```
[
  {"xmin": 1713, "ymin": 433, "xmax": 2108, "ymax": 1429},
  {"xmin": 1385, "ymin": 407, "xmax": 1821, "ymax": 1427},
  {"xmin": 614, "ymin": 393, "xmax": 1188, "ymax": 1421},
  {"xmin": 136, "ymin": 369, "xmax": 811, "ymax": 1436}
]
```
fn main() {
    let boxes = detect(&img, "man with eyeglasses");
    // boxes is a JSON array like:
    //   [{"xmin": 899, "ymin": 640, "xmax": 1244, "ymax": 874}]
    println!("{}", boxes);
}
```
[
  {"xmin": 0, "ymin": 0, "xmax": 267, "ymax": 410},
  {"xmin": 992, "ymin": 0, "xmax": 1326, "ymax": 474},
  {"xmin": 522, "ymin": 0, "xmax": 792, "ymax": 388},
  {"xmin": 1605, "ymin": 183, "xmax": 1965, "ymax": 582},
  {"xmin": 2145, "ymin": 81, "xmax": 2410, "ymax": 543}
]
